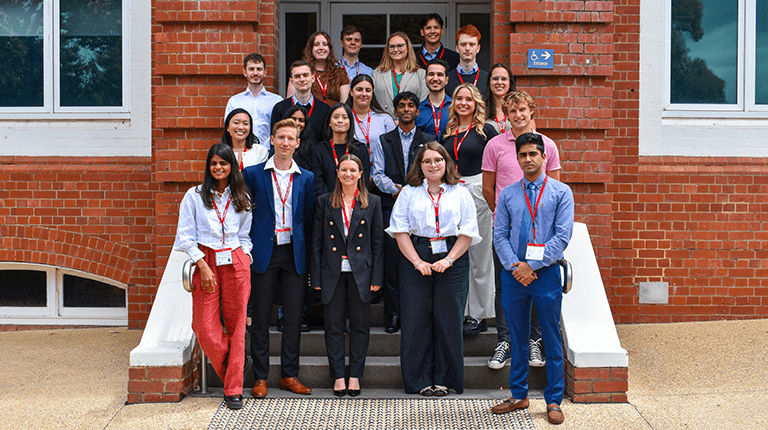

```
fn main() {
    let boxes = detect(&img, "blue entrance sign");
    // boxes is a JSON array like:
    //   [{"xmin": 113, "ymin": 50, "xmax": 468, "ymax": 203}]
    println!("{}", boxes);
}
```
[{"xmin": 527, "ymin": 49, "xmax": 554, "ymax": 69}]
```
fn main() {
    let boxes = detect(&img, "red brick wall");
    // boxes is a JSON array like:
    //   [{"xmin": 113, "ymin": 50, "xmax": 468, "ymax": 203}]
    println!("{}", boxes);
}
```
[{"xmin": 0, "ymin": 157, "xmax": 156, "ymax": 328}]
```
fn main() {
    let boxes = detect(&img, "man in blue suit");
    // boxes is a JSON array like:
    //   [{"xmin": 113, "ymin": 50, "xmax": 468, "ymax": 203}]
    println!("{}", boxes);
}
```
[{"xmin": 243, "ymin": 118, "xmax": 315, "ymax": 398}]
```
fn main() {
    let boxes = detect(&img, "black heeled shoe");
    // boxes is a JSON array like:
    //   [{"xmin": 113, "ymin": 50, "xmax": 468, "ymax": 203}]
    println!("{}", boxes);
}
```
[
  {"xmin": 333, "ymin": 388, "xmax": 348, "ymax": 397},
  {"xmin": 347, "ymin": 388, "xmax": 361, "ymax": 397}
]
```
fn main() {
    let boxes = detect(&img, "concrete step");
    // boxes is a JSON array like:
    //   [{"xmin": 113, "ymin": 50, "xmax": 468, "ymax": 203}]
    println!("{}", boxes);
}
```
[{"xmin": 206, "ymin": 356, "xmax": 546, "ymax": 390}]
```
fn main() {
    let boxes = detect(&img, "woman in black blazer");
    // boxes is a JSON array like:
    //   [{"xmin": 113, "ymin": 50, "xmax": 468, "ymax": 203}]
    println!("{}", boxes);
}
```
[
  {"xmin": 311, "ymin": 103, "xmax": 371, "ymax": 197},
  {"xmin": 311, "ymin": 154, "xmax": 384, "ymax": 397}
]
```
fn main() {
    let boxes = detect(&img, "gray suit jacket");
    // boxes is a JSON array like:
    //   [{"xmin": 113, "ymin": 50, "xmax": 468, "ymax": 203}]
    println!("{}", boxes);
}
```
[{"xmin": 371, "ymin": 68, "xmax": 427, "ymax": 116}]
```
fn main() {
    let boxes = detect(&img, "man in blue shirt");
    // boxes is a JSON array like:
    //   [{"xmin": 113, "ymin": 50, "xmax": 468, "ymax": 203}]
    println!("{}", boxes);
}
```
[
  {"xmin": 416, "ymin": 59, "xmax": 451, "ymax": 141},
  {"xmin": 339, "ymin": 26, "xmax": 374, "ymax": 81},
  {"xmin": 490, "ymin": 132, "xmax": 573, "ymax": 425}
]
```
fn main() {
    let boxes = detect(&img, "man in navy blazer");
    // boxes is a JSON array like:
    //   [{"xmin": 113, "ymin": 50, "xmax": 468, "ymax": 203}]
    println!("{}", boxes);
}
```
[{"xmin": 242, "ymin": 118, "xmax": 315, "ymax": 398}]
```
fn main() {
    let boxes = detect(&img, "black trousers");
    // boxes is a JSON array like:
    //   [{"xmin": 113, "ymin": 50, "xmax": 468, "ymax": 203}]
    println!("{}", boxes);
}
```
[
  {"xmin": 323, "ymin": 272, "xmax": 371, "ymax": 379},
  {"xmin": 249, "ymin": 243, "xmax": 306, "ymax": 380},
  {"xmin": 382, "ymin": 207, "xmax": 400, "ymax": 317},
  {"xmin": 399, "ymin": 235, "xmax": 468, "ymax": 394}
]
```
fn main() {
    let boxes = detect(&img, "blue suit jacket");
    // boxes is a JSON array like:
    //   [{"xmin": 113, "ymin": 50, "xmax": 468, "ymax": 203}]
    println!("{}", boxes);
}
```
[{"xmin": 242, "ymin": 161, "xmax": 315, "ymax": 274}]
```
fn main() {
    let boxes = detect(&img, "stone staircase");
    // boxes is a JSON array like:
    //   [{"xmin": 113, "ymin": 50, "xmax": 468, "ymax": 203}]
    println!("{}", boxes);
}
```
[{"xmin": 204, "ymin": 302, "xmax": 546, "ymax": 391}]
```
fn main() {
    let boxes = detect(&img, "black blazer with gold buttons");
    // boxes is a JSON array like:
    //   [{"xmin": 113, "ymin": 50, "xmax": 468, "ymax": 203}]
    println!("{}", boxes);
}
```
[{"xmin": 310, "ymin": 192, "xmax": 384, "ymax": 305}]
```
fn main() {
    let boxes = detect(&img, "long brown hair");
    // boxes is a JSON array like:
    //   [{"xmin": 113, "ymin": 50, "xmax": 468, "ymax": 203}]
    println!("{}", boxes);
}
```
[
  {"xmin": 405, "ymin": 142, "xmax": 461, "ymax": 187},
  {"xmin": 330, "ymin": 154, "xmax": 369, "ymax": 209},
  {"xmin": 376, "ymin": 32, "xmax": 419, "ymax": 73},
  {"xmin": 200, "ymin": 143, "xmax": 253, "ymax": 212},
  {"xmin": 443, "ymin": 83, "xmax": 487, "ymax": 139},
  {"xmin": 303, "ymin": 32, "xmax": 346, "ymax": 92}
]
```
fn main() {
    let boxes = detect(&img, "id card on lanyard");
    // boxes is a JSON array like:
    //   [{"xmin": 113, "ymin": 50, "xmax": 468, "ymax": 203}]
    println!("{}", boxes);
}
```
[
  {"xmin": 272, "ymin": 170, "xmax": 293, "ymax": 245},
  {"xmin": 427, "ymin": 188, "xmax": 447, "ymax": 254},
  {"xmin": 212, "ymin": 194, "xmax": 234, "ymax": 266},
  {"xmin": 523, "ymin": 176, "xmax": 548, "ymax": 261}
]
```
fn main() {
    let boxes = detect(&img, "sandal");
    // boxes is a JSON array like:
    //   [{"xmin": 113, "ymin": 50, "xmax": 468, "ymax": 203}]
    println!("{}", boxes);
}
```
[
  {"xmin": 419, "ymin": 386, "xmax": 434, "ymax": 396},
  {"xmin": 432, "ymin": 385, "xmax": 448, "ymax": 397},
  {"xmin": 547, "ymin": 404, "xmax": 564, "ymax": 424}
]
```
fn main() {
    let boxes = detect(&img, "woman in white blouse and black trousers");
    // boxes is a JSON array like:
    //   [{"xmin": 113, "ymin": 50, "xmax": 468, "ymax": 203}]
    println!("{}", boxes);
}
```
[{"xmin": 386, "ymin": 141, "xmax": 480, "ymax": 396}]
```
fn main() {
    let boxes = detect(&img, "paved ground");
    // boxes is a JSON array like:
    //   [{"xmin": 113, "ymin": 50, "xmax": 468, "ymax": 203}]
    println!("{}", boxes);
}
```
[{"xmin": 1, "ymin": 318, "xmax": 766, "ymax": 429}]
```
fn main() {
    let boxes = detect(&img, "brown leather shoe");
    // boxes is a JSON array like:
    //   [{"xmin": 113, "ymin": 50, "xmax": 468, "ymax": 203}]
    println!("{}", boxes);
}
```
[
  {"xmin": 547, "ymin": 403, "xmax": 564, "ymax": 424},
  {"xmin": 251, "ymin": 379, "xmax": 267, "ymax": 398},
  {"xmin": 491, "ymin": 397, "xmax": 529, "ymax": 414},
  {"xmin": 279, "ymin": 377, "xmax": 312, "ymax": 395}
]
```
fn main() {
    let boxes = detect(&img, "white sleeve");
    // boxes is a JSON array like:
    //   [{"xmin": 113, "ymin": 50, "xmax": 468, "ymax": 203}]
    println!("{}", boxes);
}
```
[{"xmin": 173, "ymin": 188, "xmax": 205, "ymax": 262}]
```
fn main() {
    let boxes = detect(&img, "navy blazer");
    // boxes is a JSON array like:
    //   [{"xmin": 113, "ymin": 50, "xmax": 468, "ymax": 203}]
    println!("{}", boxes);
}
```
[
  {"xmin": 243, "ymin": 161, "xmax": 315, "ymax": 274},
  {"xmin": 310, "ymin": 193, "xmax": 384, "ymax": 305}
]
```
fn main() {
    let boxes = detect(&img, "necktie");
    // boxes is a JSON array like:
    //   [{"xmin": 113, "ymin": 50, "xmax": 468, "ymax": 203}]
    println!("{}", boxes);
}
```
[{"xmin": 517, "ymin": 183, "xmax": 537, "ymax": 261}]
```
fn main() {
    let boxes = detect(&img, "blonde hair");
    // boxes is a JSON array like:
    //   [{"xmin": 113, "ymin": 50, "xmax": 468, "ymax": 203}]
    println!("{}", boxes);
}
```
[
  {"xmin": 376, "ymin": 32, "xmax": 420, "ymax": 73},
  {"xmin": 443, "ymin": 84, "xmax": 487, "ymax": 139},
  {"xmin": 502, "ymin": 90, "xmax": 537, "ymax": 117}
]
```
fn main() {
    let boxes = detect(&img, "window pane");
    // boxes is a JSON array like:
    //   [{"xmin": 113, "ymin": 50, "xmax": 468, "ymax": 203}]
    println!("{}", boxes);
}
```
[
  {"xmin": 0, "ymin": 270, "xmax": 47, "ymax": 307},
  {"xmin": 390, "ymin": 14, "xmax": 423, "ymax": 48},
  {"xmin": 670, "ymin": 0, "xmax": 737, "ymax": 104},
  {"xmin": 460, "ymin": 13, "xmax": 491, "ymax": 71},
  {"xmin": 0, "ymin": 0, "xmax": 44, "ymax": 107},
  {"xmin": 60, "ymin": 0, "xmax": 122, "ymax": 107},
  {"xmin": 344, "ymin": 15, "xmax": 387, "ymax": 45},
  {"xmin": 756, "ymin": 0, "xmax": 768, "ymax": 104},
  {"xmin": 63, "ymin": 274, "xmax": 125, "ymax": 307},
  {"xmin": 285, "ymin": 12, "xmax": 317, "ymax": 92}
]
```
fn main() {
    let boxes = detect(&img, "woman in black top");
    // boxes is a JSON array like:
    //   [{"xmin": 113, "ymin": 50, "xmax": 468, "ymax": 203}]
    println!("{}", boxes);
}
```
[
  {"xmin": 282, "ymin": 104, "xmax": 317, "ymax": 170},
  {"xmin": 441, "ymin": 83, "xmax": 498, "ymax": 335},
  {"xmin": 312, "ymin": 103, "xmax": 371, "ymax": 197}
]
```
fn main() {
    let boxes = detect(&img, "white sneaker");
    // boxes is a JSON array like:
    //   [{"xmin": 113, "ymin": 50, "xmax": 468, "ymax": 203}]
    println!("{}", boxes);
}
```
[
  {"xmin": 488, "ymin": 341, "xmax": 511, "ymax": 369},
  {"xmin": 529, "ymin": 338, "xmax": 545, "ymax": 367}
]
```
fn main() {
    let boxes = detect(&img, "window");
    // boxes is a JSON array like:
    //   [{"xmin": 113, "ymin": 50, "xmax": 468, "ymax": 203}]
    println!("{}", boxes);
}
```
[
  {"xmin": 665, "ymin": 0, "xmax": 768, "ymax": 115},
  {"xmin": 0, "ymin": 0, "xmax": 126, "ymax": 114},
  {"xmin": 0, "ymin": 263, "xmax": 127, "ymax": 325}
]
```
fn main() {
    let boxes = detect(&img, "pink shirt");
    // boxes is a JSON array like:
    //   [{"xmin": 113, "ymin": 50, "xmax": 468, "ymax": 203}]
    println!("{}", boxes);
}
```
[{"xmin": 481, "ymin": 131, "xmax": 562, "ymax": 209}]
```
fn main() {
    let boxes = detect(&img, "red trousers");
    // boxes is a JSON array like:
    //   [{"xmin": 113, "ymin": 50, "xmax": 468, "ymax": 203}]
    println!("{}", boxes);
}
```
[{"xmin": 191, "ymin": 245, "xmax": 251, "ymax": 396}]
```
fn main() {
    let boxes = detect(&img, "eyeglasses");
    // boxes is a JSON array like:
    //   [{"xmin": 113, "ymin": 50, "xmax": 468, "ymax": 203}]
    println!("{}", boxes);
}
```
[
  {"xmin": 490, "ymin": 76, "xmax": 510, "ymax": 82},
  {"xmin": 388, "ymin": 43, "xmax": 406, "ymax": 51},
  {"xmin": 421, "ymin": 157, "xmax": 445, "ymax": 166}
]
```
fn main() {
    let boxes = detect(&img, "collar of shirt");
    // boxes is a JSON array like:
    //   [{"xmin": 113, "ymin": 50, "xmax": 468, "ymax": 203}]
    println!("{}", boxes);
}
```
[
  {"xmin": 398, "ymin": 127, "xmax": 414, "ymax": 140},
  {"xmin": 523, "ymin": 172, "xmax": 547, "ymax": 190},
  {"xmin": 458, "ymin": 64, "xmax": 479, "ymax": 75},
  {"xmin": 421, "ymin": 178, "xmax": 448, "ymax": 193},
  {"xmin": 421, "ymin": 44, "xmax": 443, "ymax": 59},
  {"xmin": 264, "ymin": 156, "xmax": 301, "ymax": 174},
  {"xmin": 244, "ymin": 86, "xmax": 270, "ymax": 98},
  {"xmin": 210, "ymin": 185, "xmax": 232, "ymax": 200},
  {"xmin": 419, "ymin": 94, "xmax": 452, "ymax": 110},
  {"xmin": 291, "ymin": 94, "xmax": 315, "ymax": 107},
  {"xmin": 341, "ymin": 57, "xmax": 357, "ymax": 68}
]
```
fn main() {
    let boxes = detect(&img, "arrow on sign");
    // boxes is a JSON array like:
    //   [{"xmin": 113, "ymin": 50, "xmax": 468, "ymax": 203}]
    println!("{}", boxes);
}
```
[{"xmin": 541, "ymin": 51, "xmax": 551, "ymax": 60}]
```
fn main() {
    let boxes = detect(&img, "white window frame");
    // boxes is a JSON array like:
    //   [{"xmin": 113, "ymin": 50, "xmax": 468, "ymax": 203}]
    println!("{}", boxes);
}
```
[
  {"xmin": 639, "ymin": 0, "xmax": 768, "ymax": 156},
  {"xmin": 0, "ymin": 263, "xmax": 128, "ymax": 326},
  {"xmin": 663, "ymin": 0, "xmax": 767, "ymax": 117},
  {"xmin": 0, "ymin": 0, "xmax": 130, "ymax": 118}
]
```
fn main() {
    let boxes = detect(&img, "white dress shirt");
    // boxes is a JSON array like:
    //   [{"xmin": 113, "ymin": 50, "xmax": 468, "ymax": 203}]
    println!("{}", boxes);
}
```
[
  {"xmin": 238, "ymin": 145, "xmax": 269, "ymax": 170},
  {"xmin": 173, "ymin": 185, "xmax": 253, "ymax": 263},
  {"xmin": 264, "ymin": 156, "xmax": 302, "ymax": 234},
  {"xmin": 386, "ymin": 179, "xmax": 481, "ymax": 245},
  {"xmin": 226, "ymin": 86, "xmax": 283, "ymax": 150}
]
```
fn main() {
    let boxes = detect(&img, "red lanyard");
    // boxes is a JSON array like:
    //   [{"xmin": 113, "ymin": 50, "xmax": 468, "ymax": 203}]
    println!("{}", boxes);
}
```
[
  {"xmin": 427, "ymin": 188, "xmax": 444, "ymax": 236},
  {"xmin": 314, "ymin": 71, "xmax": 327, "ymax": 102},
  {"xmin": 238, "ymin": 148, "xmax": 248, "ymax": 171},
  {"xmin": 341, "ymin": 189, "xmax": 358, "ymax": 232},
  {"xmin": 495, "ymin": 115, "xmax": 507, "ymax": 134},
  {"xmin": 391, "ymin": 70, "xmax": 402, "ymax": 94},
  {"xmin": 522, "ymin": 176, "xmax": 547, "ymax": 240},
  {"xmin": 457, "ymin": 69, "xmax": 479, "ymax": 86},
  {"xmin": 430, "ymin": 98, "xmax": 445, "ymax": 138},
  {"xmin": 419, "ymin": 46, "xmax": 445, "ymax": 66},
  {"xmin": 292, "ymin": 96, "xmax": 315, "ymax": 119},
  {"xmin": 353, "ymin": 110, "xmax": 371, "ymax": 145},
  {"xmin": 272, "ymin": 170, "xmax": 294, "ymax": 226},
  {"xmin": 453, "ymin": 125, "xmax": 473, "ymax": 169},
  {"xmin": 331, "ymin": 140, "xmax": 348, "ymax": 166},
  {"xmin": 211, "ymin": 194, "xmax": 232, "ymax": 244}
]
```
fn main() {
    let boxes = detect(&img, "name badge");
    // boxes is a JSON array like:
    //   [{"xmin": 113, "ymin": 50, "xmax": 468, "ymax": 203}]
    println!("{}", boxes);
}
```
[
  {"xmin": 430, "ymin": 237, "xmax": 448, "ymax": 254},
  {"xmin": 526, "ymin": 243, "xmax": 545, "ymax": 261},
  {"xmin": 276, "ymin": 228, "xmax": 292, "ymax": 245},
  {"xmin": 215, "ymin": 248, "xmax": 233, "ymax": 266},
  {"xmin": 341, "ymin": 256, "xmax": 352, "ymax": 272}
]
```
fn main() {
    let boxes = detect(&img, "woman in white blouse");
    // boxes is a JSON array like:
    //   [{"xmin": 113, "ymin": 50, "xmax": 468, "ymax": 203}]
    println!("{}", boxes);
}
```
[
  {"xmin": 385, "ymin": 141, "xmax": 480, "ymax": 397},
  {"xmin": 371, "ymin": 32, "xmax": 427, "ymax": 116},
  {"xmin": 222, "ymin": 108, "xmax": 269, "ymax": 170},
  {"xmin": 173, "ymin": 143, "xmax": 254, "ymax": 410}
]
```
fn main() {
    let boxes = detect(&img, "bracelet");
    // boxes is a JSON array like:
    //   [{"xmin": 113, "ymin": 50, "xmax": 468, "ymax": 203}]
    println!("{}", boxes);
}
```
[
  {"xmin": 444, "ymin": 256, "xmax": 453, "ymax": 266},
  {"xmin": 414, "ymin": 260, "xmax": 423, "ymax": 270}
]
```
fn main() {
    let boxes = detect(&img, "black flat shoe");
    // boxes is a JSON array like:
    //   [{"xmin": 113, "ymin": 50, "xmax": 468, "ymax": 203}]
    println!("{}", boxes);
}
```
[
  {"xmin": 347, "ymin": 389, "xmax": 361, "ymax": 397},
  {"xmin": 333, "ymin": 389, "xmax": 348, "ymax": 397},
  {"xmin": 224, "ymin": 394, "xmax": 244, "ymax": 410}
]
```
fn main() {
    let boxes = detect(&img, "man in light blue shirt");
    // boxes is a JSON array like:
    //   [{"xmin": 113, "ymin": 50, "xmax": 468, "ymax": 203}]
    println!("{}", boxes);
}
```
[
  {"xmin": 339, "ymin": 26, "xmax": 373, "ymax": 81},
  {"xmin": 491, "ymin": 132, "xmax": 573, "ymax": 425},
  {"xmin": 226, "ymin": 53, "xmax": 283, "ymax": 150}
]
